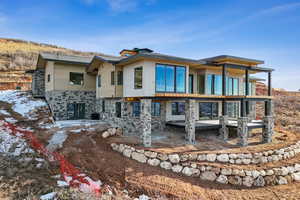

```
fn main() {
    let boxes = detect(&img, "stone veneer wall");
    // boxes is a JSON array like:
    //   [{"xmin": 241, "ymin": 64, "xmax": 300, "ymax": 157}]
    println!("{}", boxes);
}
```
[
  {"xmin": 32, "ymin": 69, "xmax": 45, "ymax": 97},
  {"xmin": 95, "ymin": 98, "xmax": 165, "ymax": 136},
  {"xmin": 111, "ymin": 142, "xmax": 300, "ymax": 187},
  {"xmin": 45, "ymin": 90, "xmax": 96, "ymax": 120}
]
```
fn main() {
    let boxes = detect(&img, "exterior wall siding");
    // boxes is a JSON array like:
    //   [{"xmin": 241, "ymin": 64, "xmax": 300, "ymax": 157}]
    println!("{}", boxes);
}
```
[{"xmin": 45, "ymin": 90, "xmax": 96, "ymax": 120}]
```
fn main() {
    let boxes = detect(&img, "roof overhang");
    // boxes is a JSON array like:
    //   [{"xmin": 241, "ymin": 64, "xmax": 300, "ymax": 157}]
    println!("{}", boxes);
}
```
[{"xmin": 201, "ymin": 55, "xmax": 265, "ymax": 66}]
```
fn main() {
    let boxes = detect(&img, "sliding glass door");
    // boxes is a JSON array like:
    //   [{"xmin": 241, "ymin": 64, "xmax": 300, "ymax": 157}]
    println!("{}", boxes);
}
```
[{"xmin": 199, "ymin": 102, "xmax": 219, "ymax": 120}]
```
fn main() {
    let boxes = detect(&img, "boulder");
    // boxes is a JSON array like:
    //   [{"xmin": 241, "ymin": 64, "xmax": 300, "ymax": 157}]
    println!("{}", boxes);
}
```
[
  {"xmin": 243, "ymin": 176, "xmax": 254, "ymax": 187},
  {"xmin": 291, "ymin": 172, "xmax": 300, "ymax": 181},
  {"xmin": 102, "ymin": 131, "xmax": 110, "ymax": 138},
  {"xmin": 280, "ymin": 167, "xmax": 289, "ymax": 176},
  {"xmin": 118, "ymin": 144, "xmax": 125, "ymax": 153},
  {"xmin": 277, "ymin": 176, "xmax": 288, "ymax": 185},
  {"xmin": 116, "ymin": 128, "xmax": 123, "ymax": 136},
  {"xmin": 253, "ymin": 176, "xmax": 265, "ymax": 187},
  {"xmin": 228, "ymin": 175, "xmax": 242, "ymax": 185},
  {"xmin": 144, "ymin": 151, "xmax": 157, "ymax": 158},
  {"xmin": 131, "ymin": 152, "xmax": 147, "ymax": 163},
  {"xmin": 160, "ymin": 161, "xmax": 172, "ymax": 170},
  {"xmin": 200, "ymin": 171, "xmax": 217, "ymax": 181},
  {"xmin": 180, "ymin": 154, "xmax": 189, "ymax": 162},
  {"xmin": 221, "ymin": 168, "xmax": 232, "ymax": 176},
  {"xmin": 123, "ymin": 149, "xmax": 132, "ymax": 158},
  {"xmin": 264, "ymin": 175, "xmax": 277, "ymax": 185},
  {"xmin": 252, "ymin": 170, "xmax": 260, "ymax": 178},
  {"xmin": 147, "ymin": 158, "xmax": 160, "ymax": 166},
  {"xmin": 216, "ymin": 175, "xmax": 228, "ymax": 184},
  {"xmin": 197, "ymin": 154, "xmax": 207, "ymax": 161},
  {"xmin": 229, "ymin": 153, "xmax": 237, "ymax": 159},
  {"xmin": 168, "ymin": 154, "xmax": 180, "ymax": 164},
  {"xmin": 232, "ymin": 169, "xmax": 245, "ymax": 177},
  {"xmin": 172, "ymin": 165, "xmax": 183, "ymax": 173},
  {"xmin": 295, "ymin": 164, "xmax": 300, "ymax": 172},
  {"xmin": 242, "ymin": 159, "xmax": 251, "ymax": 165},
  {"xmin": 266, "ymin": 169, "xmax": 274, "ymax": 176},
  {"xmin": 217, "ymin": 154, "xmax": 229, "ymax": 163},
  {"xmin": 206, "ymin": 154, "xmax": 217, "ymax": 162},
  {"xmin": 157, "ymin": 153, "xmax": 168, "ymax": 161},
  {"xmin": 189, "ymin": 154, "xmax": 198, "ymax": 161},
  {"xmin": 182, "ymin": 167, "xmax": 193, "ymax": 176}
]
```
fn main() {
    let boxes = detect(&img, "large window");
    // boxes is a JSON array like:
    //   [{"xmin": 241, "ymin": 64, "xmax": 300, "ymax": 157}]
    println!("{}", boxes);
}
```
[
  {"xmin": 115, "ymin": 102, "xmax": 121, "ymax": 118},
  {"xmin": 214, "ymin": 75, "xmax": 222, "ymax": 95},
  {"xmin": 134, "ymin": 67, "xmax": 143, "ymax": 89},
  {"xmin": 189, "ymin": 74, "xmax": 194, "ymax": 94},
  {"xmin": 70, "ymin": 72, "xmax": 84, "ymax": 85},
  {"xmin": 227, "ymin": 77, "xmax": 239, "ymax": 95},
  {"xmin": 227, "ymin": 102, "xmax": 239, "ymax": 118},
  {"xmin": 132, "ymin": 102, "xmax": 140, "ymax": 117},
  {"xmin": 199, "ymin": 102, "xmax": 218, "ymax": 120},
  {"xmin": 206, "ymin": 74, "xmax": 213, "ymax": 95},
  {"xmin": 97, "ymin": 75, "xmax": 101, "ymax": 87},
  {"xmin": 197, "ymin": 74, "xmax": 205, "ymax": 94},
  {"xmin": 155, "ymin": 64, "xmax": 186, "ymax": 93},
  {"xmin": 117, "ymin": 71, "xmax": 123, "ymax": 85},
  {"xmin": 151, "ymin": 102, "xmax": 161, "ymax": 116},
  {"xmin": 171, "ymin": 102, "xmax": 185, "ymax": 115}
]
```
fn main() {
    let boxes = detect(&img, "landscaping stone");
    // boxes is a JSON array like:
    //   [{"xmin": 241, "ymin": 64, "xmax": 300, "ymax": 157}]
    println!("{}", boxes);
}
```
[
  {"xmin": 182, "ymin": 167, "xmax": 193, "ymax": 176},
  {"xmin": 291, "ymin": 172, "xmax": 300, "ymax": 181},
  {"xmin": 277, "ymin": 176, "xmax": 288, "ymax": 185},
  {"xmin": 217, "ymin": 154, "xmax": 229, "ymax": 162},
  {"xmin": 102, "ymin": 131, "xmax": 110, "ymax": 138},
  {"xmin": 295, "ymin": 164, "xmax": 300, "ymax": 171},
  {"xmin": 160, "ymin": 161, "xmax": 172, "ymax": 170},
  {"xmin": 123, "ymin": 149, "xmax": 132, "ymax": 158},
  {"xmin": 168, "ymin": 154, "xmax": 180, "ymax": 163},
  {"xmin": 200, "ymin": 171, "xmax": 217, "ymax": 181},
  {"xmin": 216, "ymin": 175, "xmax": 228, "ymax": 184},
  {"xmin": 197, "ymin": 154, "xmax": 206, "ymax": 161},
  {"xmin": 228, "ymin": 175, "xmax": 242, "ymax": 185},
  {"xmin": 147, "ymin": 158, "xmax": 160, "ymax": 166},
  {"xmin": 264, "ymin": 175, "xmax": 277, "ymax": 185},
  {"xmin": 189, "ymin": 154, "xmax": 197, "ymax": 161},
  {"xmin": 243, "ymin": 176, "xmax": 254, "ymax": 187},
  {"xmin": 221, "ymin": 168, "xmax": 232, "ymax": 176},
  {"xmin": 253, "ymin": 176, "xmax": 265, "ymax": 187},
  {"xmin": 144, "ymin": 151, "xmax": 157, "ymax": 158},
  {"xmin": 206, "ymin": 154, "xmax": 216, "ymax": 162},
  {"xmin": 172, "ymin": 165, "xmax": 183, "ymax": 173},
  {"xmin": 242, "ymin": 159, "xmax": 251, "ymax": 165},
  {"xmin": 157, "ymin": 153, "xmax": 168, "ymax": 161},
  {"xmin": 180, "ymin": 154, "xmax": 189, "ymax": 162},
  {"xmin": 233, "ymin": 169, "xmax": 245, "ymax": 177},
  {"xmin": 131, "ymin": 152, "xmax": 147, "ymax": 163},
  {"xmin": 252, "ymin": 170, "xmax": 260, "ymax": 178}
]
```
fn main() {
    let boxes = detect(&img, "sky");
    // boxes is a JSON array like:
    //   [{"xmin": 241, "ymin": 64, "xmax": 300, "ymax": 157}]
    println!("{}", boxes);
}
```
[{"xmin": 0, "ymin": 0, "xmax": 300, "ymax": 90}]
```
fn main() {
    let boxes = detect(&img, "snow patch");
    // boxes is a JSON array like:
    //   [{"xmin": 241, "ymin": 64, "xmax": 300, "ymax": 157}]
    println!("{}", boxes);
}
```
[
  {"xmin": 46, "ymin": 131, "xmax": 68, "ymax": 151},
  {"xmin": 0, "ymin": 109, "xmax": 10, "ymax": 115},
  {"xmin": 57, "ymin": 180, "xmax": 69, "ymax": 187},
  {"xmin": 4, "ymin": 117, "xmax": 17, "ymax": 123},
  {"xmin": 0, "ymin": 90, "xmax": 47, "ymax": 119}
]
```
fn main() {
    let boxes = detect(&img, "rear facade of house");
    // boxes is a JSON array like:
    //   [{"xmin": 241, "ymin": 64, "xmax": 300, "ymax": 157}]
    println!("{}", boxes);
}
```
[{"xmin": 31, "ymin": 48, "xmax": 274, "ymax": 147}]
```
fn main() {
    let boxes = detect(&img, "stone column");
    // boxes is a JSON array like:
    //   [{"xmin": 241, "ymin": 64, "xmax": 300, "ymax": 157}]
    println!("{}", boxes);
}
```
[
  {"xmin": 185, "ymin": 99, "xmax": 196, "ymax": 144},
  {"xmin": 140, "ymin": 99, "xmax": 152, "ymax": 147},
  {"xmin": 219, "ymin": 115, "xmax": 229, "ymax": 141},
  {"xmin": 262, "ymin": 116, "xmax": 274, "ymax": 143},
  {"xmin": 237, "ymin": 117, "xmax": 248, "ymax": 146}
]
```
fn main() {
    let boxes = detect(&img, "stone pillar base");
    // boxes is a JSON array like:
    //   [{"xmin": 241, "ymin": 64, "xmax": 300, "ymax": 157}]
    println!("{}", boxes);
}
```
[
  {"xmin": 262, "ymin": 116, "xmax": 274, "ymax": 143},
  {"xmin": 219, "ymin": 115, "xmax": 229, "ymax": 141},
  {"xmin": 141, "ymin": 99, "xmax": 152, "ymax": 147},
  {"xmin": 185, "ymin": 99, "xmax": 196, "ymax": 144},
  {"xmin": 237, "ymin": 117, "xmax": 248, "ymax": 147}
]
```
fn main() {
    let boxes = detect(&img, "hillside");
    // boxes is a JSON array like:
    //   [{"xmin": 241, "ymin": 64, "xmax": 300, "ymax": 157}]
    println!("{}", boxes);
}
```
[{"xmin": 0, "ymin": 38, "xmax": 106, "ymax": 90}]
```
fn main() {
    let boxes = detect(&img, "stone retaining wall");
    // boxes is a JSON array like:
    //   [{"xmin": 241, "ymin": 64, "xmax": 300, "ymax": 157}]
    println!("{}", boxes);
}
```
[
  {"xmin": 111, "ymin": 143, "xmax": 300, "ymax": 187},
  {"xmin": 32, "ymin": 69, "xmax": 45, "ymax": 97}
]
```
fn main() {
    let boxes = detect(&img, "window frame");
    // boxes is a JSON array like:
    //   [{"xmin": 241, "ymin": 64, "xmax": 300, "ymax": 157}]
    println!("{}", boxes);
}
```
[
  {"xmin": 151, "ymin": 102, "xmax": 161, "ymax": 116},
  {"xmin": 117, "ymin": 71, "xmax": 123, "ymax": 85},
  {"xmin": 115, "ymin": 102, "xmax": 122, "ymax": 118},
  {"xmin": 97, "ymin": 75, "xmax": 101, "ymax": 88},
  {"xmin": 47, "ymin": 74, "xmax": 50, "ymax": 82},
  {"xmin": 171, "ymin": 102, "xmax": 185, "ymax": 115},
  {"xmin": 134, "ymin": 67, "xmax": 143, "ymax": 89},
  {"xmin": 69, "ymin": 72, "xmax": 84, "ymax": 86},
  {"xmin": 111, "ymin": 71, "xmax": 115, "ymax": 85},
  {"xmin": 132, "ymin": 102, "xmax": 141, "ymax": 117},
  {"xmin": 155, "ymin": 63, "xmax": 186, "ymax": 93}
]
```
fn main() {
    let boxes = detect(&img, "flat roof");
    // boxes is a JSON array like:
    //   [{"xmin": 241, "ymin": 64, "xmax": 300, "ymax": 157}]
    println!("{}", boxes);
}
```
[{"xmin": 200, "ymin": 55, "xmax": 265, "ymax": 65}]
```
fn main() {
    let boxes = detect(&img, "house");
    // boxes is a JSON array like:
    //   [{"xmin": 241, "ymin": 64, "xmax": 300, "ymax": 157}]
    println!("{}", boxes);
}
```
[{"xmin": 31, "ymin": 48, "xmax": 274, "ymax": 147}]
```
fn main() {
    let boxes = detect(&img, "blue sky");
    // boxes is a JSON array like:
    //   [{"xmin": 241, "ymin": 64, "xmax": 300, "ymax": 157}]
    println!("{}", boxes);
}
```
[{"xmin": 0, "ymin": 0, "xmax": 300, "ymax": 90}]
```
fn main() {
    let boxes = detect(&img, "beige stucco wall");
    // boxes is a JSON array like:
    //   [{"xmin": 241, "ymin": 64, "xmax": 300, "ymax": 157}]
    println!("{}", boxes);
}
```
[
  {"xmin": 45, "ymin": 61, "xmax": 54, "ymax": 91},
  {"xmin": 96, "ymin": 62, "xmax": 115, "ymax": 98},
  {"xmin": 53, "ymin": 63, "xmax": 95, "ymax": 91}
]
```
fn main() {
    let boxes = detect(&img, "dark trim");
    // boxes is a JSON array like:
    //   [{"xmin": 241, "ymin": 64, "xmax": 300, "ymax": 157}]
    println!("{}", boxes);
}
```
[
  {"xmin": 222, "ymin": 64, "xmax": 226, "ymax": 95},
  {"xmin": 268, "ymin": 72, "xmax": 272, "ymax": 96},
  {"xmin": 240, "ymin": 99, "xmax": 246, "ymax": 117},
  {"xmin": 222, "ymin": 100, "xmax": 227, "ymax": 115},
  {"xmin": 214, "ymin": 63, "xmax": 274, "ymax": 72},
  {"xmin": 245, "ymin": 69, "xmax": 249, "ymax": 96}
]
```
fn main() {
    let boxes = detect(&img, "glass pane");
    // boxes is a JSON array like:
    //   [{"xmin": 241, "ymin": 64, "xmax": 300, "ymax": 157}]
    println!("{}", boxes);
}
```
[
  {"xmin": 199, "ymin": 102, "xmax": 212, "ymax": 120},
  {"xmin": 176, "ymin": 67, "xmax": 186, "ymax": 93},
  {"xmin": 233, "ymin": 78, "xmax": 239, "ymax": 95},
  {"xmin": 155, "ymin": 64, "xmax": 165, "ymax": 92},
  {"xmin": 171, "ymin": 102, "xmax": 177, "ymax": 115},
  {"xmin": 214, "ymin": 75, "xmax": 222, "ymax": 95},
  {"xmin": 178, "ymin": 102, "xmax": 185, "ymax": 115},
  {"xmin": 134, "ymin": 67, "xmax": 143, "ymax": 89},
  {"xmin": 197, "ymin": 74, "xmax": 205, "ymax": 94},
  {"xmin": 189, "ymin": 74, "xmax": 193, "ymax": 94},
  {"xmin": 70, "ymin": 72, "xmax": 84, "ymax": 85},
  {"xmin": 132, "ymin": 102, "xmax": 140, "ymax": 117},
  {"xmin": 151, "ymin": 102, "xmax": 160, "ymax": 116},
  {"xmin": 206, "ymin": 75, "xmax": 212, "ymax": 95},
  {"xmin": 228, "ymin": 77, "xmax": 233, "ymax": 95},
  {"xmin": 227, "ymin": 102, "xmax": 239, "ymax": 118},
  {"xmin": 211, "ymin": 103, "xmax": 218, "ymax": 119},
  {"xmin": 165, "ymin": 66, "xmax": 175, "ymax": 92}
]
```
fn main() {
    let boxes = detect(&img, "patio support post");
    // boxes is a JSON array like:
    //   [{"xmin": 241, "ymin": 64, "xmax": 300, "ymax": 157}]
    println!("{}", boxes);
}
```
[
  {"xmin": 220, "ymin": 65, "xmax": 229, "ymax": 141},
  {"xmin": 160, "ymin": 101, "xmax": 167, "ymax": 131},
  {"xmin": 185, "ymin": 99, "xmax": 196, "ymax": 144},
  {"xmin": 262, "ymin": 100, "xmax": 274, "ymax": 143},
  {"xmin": 268, "ymin": 71, "xmax": 272, "ymax": 96},
  {"xmin": 238, "ymin": 99, "xmax": 248, "ymax": 146},
  {"xmin": 140, "ymin": 98, "xmax": 152, "ymax": 147}
]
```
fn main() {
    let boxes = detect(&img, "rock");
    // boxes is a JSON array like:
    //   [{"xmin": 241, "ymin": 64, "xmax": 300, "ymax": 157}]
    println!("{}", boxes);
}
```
[
  {"xmin": 191, "ymin": 168, "xmax": 200, "ymax": 177},
  {"xmin": 229, "ymin": 159, "xmax": 235, "ymax": 164},
  {"xmin": 131, "ymin": 152, "xmax": 147, "ymax": 163},
  {"xmin": 180, "ymin": 154, "xmax": 189, "ymax": 162},
  {"xmin": 243, "ymin": 176, "xmax": 254, "ymax": 187},
  {"xmin": 144, "ymin": 151, "xmax": 157, "ymax": 158},
  {"xmin": 221, "ymin": 168, "xmax": 232, "ymax": 175},
  {"xmin": 253, "ymin": 176, "xmax": 265, "ymax": 187},
  {"xmin": 123, "ymin": 149, "xmax": 132, "ymax": 158},
  {"xmin": 147, "ymin": 158, "xmax": 160, "ymax": 166},
  {"xmin": 277, "ymin": 176, "xmax": 288, "ymax": 185},
  {"xmin": 211, "ymin": 167, "xmax": 221, "ymax": 174},
  {"xmin": 118, "ymin": 144, "xmax": 125, "ymax": 153},
  {"xmin": 291, "ymin": 172, "xmax": 300, "ymax": 181},
  {"xmin": 189, "ymin": 154, "xmax": 198, "ymax": 161},
  {"xmin": 200, "ymin": 171, "xmax": 217, "ymax": 181},
  {"xmin": 235, "ymin": 159, "xmax": 242, "ymax": 164},
  {"xmin": 102, "ymin": 131, "xmax": 110, "ymax": 138},
  {"xmin": 233, "ymin": 169, "xmax": 245, "ymax": 177},
  {"xmin": 229, "ymin": 153, "xmax": 237, "ymax": 159},
  {"xmin": 228, "ymin": 175, "xmax": 242, "ymax": 185},
  {"xmin": 259, "ymin": 170, "xmax": 266, "ymax": 176},
  {"xmin": 280, "ymin": 167, "xmax": 289, "ymax": 176},
  {"xmin": 206, "ymin": 154, "xmax": 217, "ymax": 162},
  {"xmin": 157, "ymin": 153, "xmax": 168, "ymax": 161},
  {"xmin": 287, "ymin": 166, "xmax": 295, "ymax": 174},
  {"xmin": 217, "ymin": 154, "xmax": 229, "ymax": 162},
  {"xmin": 295, "ymin": 164, "xmax": 300, "ymax": 172},
  {"xmin": 108, "ymin": 128, "xmax": 116, "ymax": 135},
  {"xmin": 168, "ymin": 154, "xmax": 180, "ymax": 163},
  {"xmin": 252, "ymin": 170, "xmax": 260, "ymax": 178},
  {"xmin": 242, "ymin": 159, "xmax": 251, "ymax": 165},
  {"xmin": 182, "ymin": 167, "xmax": 193, "ymax": 176},
  {"xmin": 197, "ymin": 154, "xmax": 207, "ymax": 161},
  {"xmin": 160, "ymin": 161, "xmax": 172, "ymax": 170},
  {"xmin": 264, "ymin": 175, "xmax": 277, "ymax": 185},
  {"xmin": 216, "ymin": 175, "xmax": 228, "ymax": 184},
  {"xmin": 191, "ymin": 163, "xmax": 197, "ymax": 168},
  {"xmin": 266, "ymin": 169, "xmax": 274, "ymax": 176},
  {"xmin": 172, "ymin": 165, "xmax": 183, "ymax": 173},
  {"xmin": 116, "ymin": 128, "xmax": 123, "ymax": 136}
]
